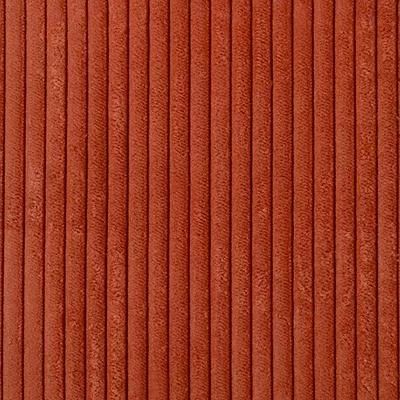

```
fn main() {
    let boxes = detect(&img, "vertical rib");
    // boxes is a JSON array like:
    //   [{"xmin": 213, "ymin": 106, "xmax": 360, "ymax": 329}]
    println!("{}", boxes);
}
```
[
  {"xmin": 169, "ymin": 0, "xmax": 190, "ymax": 398},
  {"xmin": 210, "ymin": 0, "xmax": 231, "ymax": 397},
  {"xmin": 107, "ymin": 0, "xmax": 128, "ymax": 398},
  {"xmin": 148, "ymin": 0, "xmax": 169, "ymax": 397},
  {"xmin": 313, "ymin": 0, "xmax": 336, "ymax": 398},
  {"xmin": 0, "ymin": 0, "xmax": 4, "ymax": 396},
  {"xmin": 24, "ymin": 0, "xmax": 45, "ymax": 398},
  {"xmin": 190, "ymin": 0, "xmax": 210, "ymax": 398},
  {"xmin": 86, "ymin": 0, "xmax": 107, "ymax": 398},
  {"xmin": 377, "ymin": 0, "xmax": 399, "ymax": 398},
  {"xmin": 45, "ymin": 0, "xmax": 67, "ymax": 399},
  {"xmin": 128, "ymin": 0, "xmax": 149, "ymax": 398},
  {"xmin": 3, "ymin": 0, "xmax": 25, "ymax": 398},
  {"xmin": 355, "ymin": 1, "xmax": 378, "ymax": 398},
  {"xmin": 335, "ymin": 0, "xmax": 357, "ymax": 398},
  {"xmin": 65, "ymin": 0, "xmax": 87, "ymax": 398},
  {"xmin": 231, "ymin": 0, "xmax": 252, "ymax": 398},
  {"xmin": 252, "ymin": 0, "xmax": 272, "ymax": 398},
  {"xmin": 293, "ymin": 0, "xmax": 313, "ymax": 398},
  {"xmin": 398, "ymin": 0, "xmax": 400, "ymax": 396},
  {"xmin": 272, "ymin": 0, "xmax": 293, "ymax": 398}
]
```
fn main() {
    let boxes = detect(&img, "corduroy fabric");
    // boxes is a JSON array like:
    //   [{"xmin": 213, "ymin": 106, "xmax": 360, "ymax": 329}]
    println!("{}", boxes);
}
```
[{"xmin": 0, "ymin": 1, "xmax": 399, "ymax": 399}]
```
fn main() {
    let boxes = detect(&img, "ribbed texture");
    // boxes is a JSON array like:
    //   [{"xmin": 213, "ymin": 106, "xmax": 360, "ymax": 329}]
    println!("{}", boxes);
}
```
[{"xmin": 0, "ymin": 1, "xmax": 399, "ymax": 399}]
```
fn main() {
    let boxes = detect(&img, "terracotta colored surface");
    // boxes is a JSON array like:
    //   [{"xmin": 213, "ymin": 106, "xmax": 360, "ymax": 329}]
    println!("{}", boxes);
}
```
[{"xmin": 0, "ymin": 1, "xmax": 399, "ymax": 399}]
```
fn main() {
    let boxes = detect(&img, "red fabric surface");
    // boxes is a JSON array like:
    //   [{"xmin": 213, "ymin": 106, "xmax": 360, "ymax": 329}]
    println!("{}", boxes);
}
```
[{"xmin": 1, "ymin": 1, "xmax": 399, "ymax": 399}]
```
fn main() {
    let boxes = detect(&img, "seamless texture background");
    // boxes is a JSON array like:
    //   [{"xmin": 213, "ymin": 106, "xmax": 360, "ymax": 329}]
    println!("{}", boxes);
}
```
[{"xmin": 0, "ymin": 0, "xmax": 399, "ymax": 399}]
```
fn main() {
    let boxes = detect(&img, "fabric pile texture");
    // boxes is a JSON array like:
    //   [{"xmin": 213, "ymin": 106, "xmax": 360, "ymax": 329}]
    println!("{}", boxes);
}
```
[{"xmin": 0, "ymin": 1, "xmax": 399, "ymax": 399}]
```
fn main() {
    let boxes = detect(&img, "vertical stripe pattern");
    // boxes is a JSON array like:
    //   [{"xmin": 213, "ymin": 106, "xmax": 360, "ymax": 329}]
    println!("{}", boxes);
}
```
[{"xmin": 0, "ymin": 1, "xmax": 399, "ymax": 399}]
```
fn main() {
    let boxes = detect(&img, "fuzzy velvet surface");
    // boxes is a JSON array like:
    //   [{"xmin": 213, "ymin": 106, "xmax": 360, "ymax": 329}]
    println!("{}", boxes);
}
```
[{"xmin": 0, "ymin": 1, "xmax": 399, "ymax": 399}]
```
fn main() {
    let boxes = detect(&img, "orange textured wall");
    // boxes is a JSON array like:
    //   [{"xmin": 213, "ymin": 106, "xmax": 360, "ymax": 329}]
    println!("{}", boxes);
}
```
[{"xmin": 0, "ymin": 1, "xmax": 399, "ymax": 399}]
